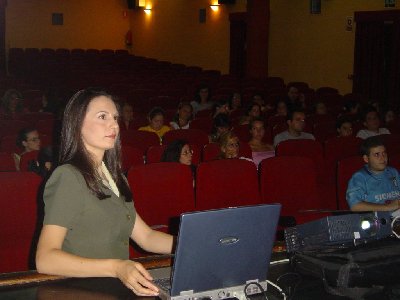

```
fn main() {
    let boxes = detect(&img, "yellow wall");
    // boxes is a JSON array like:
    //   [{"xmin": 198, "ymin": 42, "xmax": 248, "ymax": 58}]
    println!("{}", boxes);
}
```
[
  {"xmin": 5, "ymin": 1, "xmax": 398, "ymax": 94},
  {"xmin": 5, "ymin": 0, "xmax": 130, "ymax": 50},
  {"xmin": 129, "ymin": 0, "xmax": 246, "ymax": 73},
  {"xmin": 268, "ymin": 0, "xmax": 399, "ymax": 94}
]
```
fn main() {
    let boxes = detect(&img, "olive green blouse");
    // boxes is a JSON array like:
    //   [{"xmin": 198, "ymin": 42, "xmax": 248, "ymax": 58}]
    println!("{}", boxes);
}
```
[{"xmin": 43, "ymin": 164, "xmax": 136, "ymax": 259}]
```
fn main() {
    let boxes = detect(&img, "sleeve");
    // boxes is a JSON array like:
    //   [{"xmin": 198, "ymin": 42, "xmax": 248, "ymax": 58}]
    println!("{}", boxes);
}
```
[
  {"xmin": 346, "ymin": 172, "xmax": 366, "ymax": 208},
  {"xmin": 273, "ymin": 134, "xmax": 282, "ymax": 148},
  {"xmin": 356, "ymin": 130, "xmax": 366, "ymax": 139},
  {"xmin": 43, "ymin": 165, "xmax": 87, "ymax": 228}
]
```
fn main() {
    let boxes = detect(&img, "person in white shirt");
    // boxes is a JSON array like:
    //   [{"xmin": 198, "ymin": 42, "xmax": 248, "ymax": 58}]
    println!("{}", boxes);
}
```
[
  {"xmin": 273, "ymin": 109, "xmax": 315, "ymax": 147},
  {"xmin": 356, "ymin": 106, "xmax": 390, "ymax": 139}
]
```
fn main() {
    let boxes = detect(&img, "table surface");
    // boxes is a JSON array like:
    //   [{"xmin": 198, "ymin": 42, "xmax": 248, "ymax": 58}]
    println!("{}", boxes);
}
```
[{"xmin": 0, "ymin": 253, "xmax": 399, "ymax": 300}]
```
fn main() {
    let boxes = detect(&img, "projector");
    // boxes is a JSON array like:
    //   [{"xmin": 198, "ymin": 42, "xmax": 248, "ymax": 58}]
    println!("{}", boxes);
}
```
[{"xmin": 285, "ymin": 211, "xmax": 393, "ymax": 253}]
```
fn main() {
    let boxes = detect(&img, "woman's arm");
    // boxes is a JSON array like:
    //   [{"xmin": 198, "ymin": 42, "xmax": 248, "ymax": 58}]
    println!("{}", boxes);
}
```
[
  {"xmin": 36, "ymin": 224, "xmax": 159, "ymax": 296},
  {"xmin": 131, "ymin": 214, "xmax": 174, "ymax": 254}
]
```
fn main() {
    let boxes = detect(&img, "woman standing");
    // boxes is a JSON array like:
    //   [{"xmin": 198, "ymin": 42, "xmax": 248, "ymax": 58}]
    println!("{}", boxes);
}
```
[{"xmin": 36, "ymin": 88, "xmax": 173, "ymax": 296}]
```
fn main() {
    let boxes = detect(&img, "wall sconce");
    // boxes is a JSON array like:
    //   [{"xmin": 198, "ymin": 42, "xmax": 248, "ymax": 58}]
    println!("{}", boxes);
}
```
[
  {"xmin": 210, "ymin": 4, "xmax": 220, "ymax": 11},
  {"xmin": 144, "ymin": 7, "xmax": 152, "ymax": 14}
]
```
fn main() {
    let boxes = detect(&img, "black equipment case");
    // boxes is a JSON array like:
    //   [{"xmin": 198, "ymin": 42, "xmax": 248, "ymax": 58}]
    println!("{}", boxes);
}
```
[{"xmin": 291, "ymin": 238, "xmax": 400, "ymax": 298}]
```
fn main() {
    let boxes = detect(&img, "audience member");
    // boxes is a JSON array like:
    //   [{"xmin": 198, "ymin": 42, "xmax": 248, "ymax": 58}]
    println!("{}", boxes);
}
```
[
  {"xmin": 161, "ymin": 139, "xmax": 193, "ymax": 166},
  {"xmin": 314, "ymin": 101, "xmax": 328, "ymax": 115},
  {"xmin": 218, "ymin": 131, "xmax": 240, "ymax": 159},
  {"xmin": 35, "ymin": 88, "xmax": 173, "ymax": 296},
  {"xmin": 346, "ymin": 136, "xmax": 400, "ymax": 212},
  {"xmin": 190, "ymin": 84, "xmax": 214, "ymax": 115},
  {"xmin": 14, "ymin": 127, "xmax": 53, "ymax": 175},
  {"xmin": 252, "ymin": 93, "xmax": 269, "ymax": 112},
  {"xmin": 209, "ymin": 113, "xmax": 231, "ymax": 143},
  {"xmin": 119, "ymin": 102, "xmax": 135, "ymax": 131},
  {"xmin": 285, "ymin": 84, "xmax": 305, "ymax": 111},
  {"xmin": 248, "ymin": 118, "xmax": 274, "ymax": 167},
  {"xmin": 273, "ymin": 109, "xmax": 315, "ymax": 147},
  {"xmin": 169, "ymin": 102, "xmax": 193, "ymax": 130},
  {"xmin": 342, "ymin": 99, "xmax": 360, "ymax": 121},
  {"xmin": 382, "ymin": 108, "xmax": 397, "ymax": 126},
  {"xmin": 275, "ymin": 99, "xmax": 288, "ymax": 117},
  {"xmin": 356, "ymin": 106, "xmax": 390, "ymax": 139},
  {"xmin": 336, "ymin": 116, "xmax": 353, "ymax": 137},
  {"xmin": 228, "ymin": 92, "xmax": 242, "ymax": 112},
  {"xmin": 212, "ymin": 100, "xmax": 230, "ymax": 118},
  {"xmin": 239, "ymin": 102, "xmax": 262, "ymax": 125},
  {"xmin": 40, "ymin": 88, "xmax": 60, "ymax": 115},
  {"xmin": 1, "ymin": 89, "xmax": 28, "ymax": 119},
  {"xmin": 139, "ymin": 107, "xmax": 171, "ymax": 142}
]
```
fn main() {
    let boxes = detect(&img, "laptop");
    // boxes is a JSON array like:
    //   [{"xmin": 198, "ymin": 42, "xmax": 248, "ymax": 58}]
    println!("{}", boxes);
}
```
[{"xmin": 149, "ymin": 204, "xmax": 281, "ymax": 300}]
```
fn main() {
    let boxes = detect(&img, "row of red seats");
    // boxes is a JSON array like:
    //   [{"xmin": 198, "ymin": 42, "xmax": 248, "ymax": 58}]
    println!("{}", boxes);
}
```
[{"xmin": 2, "ymin": 151, "xmax": 400, "ymax": 271}]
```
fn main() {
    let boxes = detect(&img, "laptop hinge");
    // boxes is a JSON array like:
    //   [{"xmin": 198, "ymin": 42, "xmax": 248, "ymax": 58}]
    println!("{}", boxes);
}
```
[{"xmin": 179, "ymin": 290, "xmax": 194, "ymax": 296}]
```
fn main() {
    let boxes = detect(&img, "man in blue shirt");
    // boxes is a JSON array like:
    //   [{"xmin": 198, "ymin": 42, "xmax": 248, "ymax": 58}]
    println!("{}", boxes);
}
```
[{"xmin": 346, "ymin": 136, "xmax": 400, "ymax": 211}]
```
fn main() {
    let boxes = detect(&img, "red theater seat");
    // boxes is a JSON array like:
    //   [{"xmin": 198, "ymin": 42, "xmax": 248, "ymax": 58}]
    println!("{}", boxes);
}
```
[
  {"xmin": 0, "ymin": 152, "xmax": 17, "ymax": 171},
  {"xmin": 127, "ymin": 163, "xmax": 195, "ymax": 257},
  {"xmin": 0, "ymin": 172, "xmax": 42, "ymax": 272},
  {"xmin": 196, "ymin": 159, "xmax": 260, "ymax": 210},
  {"xmin": 162, "ymin": 129, "xmax": 209, "ymax": 147},
  {"xmin": 121, "ymin": 145, "xmax": 144, "ymax": 172},
  {"xmin": 120, "ymin": 130, "xmax": 160, "ymax": 154},
  {"xmin": 259, "ymin": 156, "xmax": 326, "ymax": 224}
]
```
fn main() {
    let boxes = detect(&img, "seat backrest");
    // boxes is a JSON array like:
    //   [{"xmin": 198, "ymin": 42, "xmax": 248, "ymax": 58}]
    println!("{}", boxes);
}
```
[
  {"xmin": 259, "ymin": 156, "xmax": 321, "ymax": 223},
  {"xmin": 127, "ymin": 163, "xmax": 195, "ymax": 230},
  {"xmin": 324, "ymin": 136, "xmax": 362, "ymax": 180},
  {"xmin": 189, "ymin": 117, "xmax": 213, "ymax": 134},
  {"xmin": 0, "ymin": 134, "xmax": 19, "ymax": 153},
  {"xmin": 337, "ymin": 156, "xmax": 365, "ymax": 210},
  {"xmin": 276, "ymin": 139, "xmax": 324, "ymax": 177},
  {"xmin": 202, "ymin": 143, "xmax": 220, "ymax": 162},
  {"xmin": 162, "ymin": 129, "xmax": 209, "ymax": 147},
  {"xmin": 120, "ymin": 130, "xmax": 160, "ymax": 154},
  {"xmin": 195, "ymin": 159, "xmax": 260, "ymax": 210},
  {"xmin": 389, "ymin": 153, "xmax": 400, "ymax": 171},
  {"xmin": 380, "ymin": 134, "xmax": 400, "ymax": 156},
  {"xmin": 19, "ymin": 150, "xmax": 40, "ymax": 171},
  {"xmin": 121, "ymin": 145, "xmax": 144, "ymax": 172},
  {"xmin": 0, "ymin": 172, "xmax": 42, "ymax": 272},
  {"xmin": 0, "ymin": 152, "xmax": 17, "ymax": 171}
]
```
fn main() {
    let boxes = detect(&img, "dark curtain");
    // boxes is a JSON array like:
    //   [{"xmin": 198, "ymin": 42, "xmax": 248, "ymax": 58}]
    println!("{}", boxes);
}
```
[
  {"xmin": 388, "ymin": 20, "xmax": 400, "ymax": 109},
  {"xmin": 229, "ymin": 13, "xmax": 247, "ymax": 78},
  {"xmin": 0, "ymin": 0, "xmax": 6, "ymax": 75},
  {"xmin": 353, "ymin": 21, "xmax": 385, "ymax": 101}
]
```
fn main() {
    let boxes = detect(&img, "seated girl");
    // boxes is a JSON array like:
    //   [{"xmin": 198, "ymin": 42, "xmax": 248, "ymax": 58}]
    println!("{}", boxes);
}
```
[
  {"xmin": 139, "ymin": 107, "xmax": 171, "ymax": 143},
  {"xmin": 14, "ymin": 127, "xmax": 53, "ymax": 174},
  {"xmin": 239, "ymin": 102, "xmax": 262, "ymax": 125},
  {"xmin": 169, "ymin": 102, "xmax": 193, "ymax": 129},
  {"xmin": 209, "ymin": 113, "xmax": 232, "ymax": 143},
  {"xmin": 247, "ymin": 118, "xmax": 275, "ymax": 167},
  {"xmin": 119, "ymin": 102, "xmax": 135, "ymax": 131}
]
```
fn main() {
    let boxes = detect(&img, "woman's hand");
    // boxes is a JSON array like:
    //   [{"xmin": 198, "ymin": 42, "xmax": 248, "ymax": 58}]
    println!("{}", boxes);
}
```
[{"xmin": 115, "ymin": 260, "xmax": 159, "ymax": 296}]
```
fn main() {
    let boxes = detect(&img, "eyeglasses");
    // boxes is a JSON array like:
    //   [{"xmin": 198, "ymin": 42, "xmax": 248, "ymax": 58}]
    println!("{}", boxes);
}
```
[
  {"xmin": 27, "ymin": 137, "xmax": 40, "ymax": 142},
  {"xmin": 182, "ymin": 150, "xmax": 194, "ymax": 156},
  {"xmin": 227, "ymin": 143, "xmax": 240, "ymax": 148}
]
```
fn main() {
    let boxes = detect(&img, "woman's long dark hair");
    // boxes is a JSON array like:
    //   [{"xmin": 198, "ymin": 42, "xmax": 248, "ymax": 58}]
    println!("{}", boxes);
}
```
[{"xmin": 59, "ymin": 87, "xmax": 132, "ymax": 202}]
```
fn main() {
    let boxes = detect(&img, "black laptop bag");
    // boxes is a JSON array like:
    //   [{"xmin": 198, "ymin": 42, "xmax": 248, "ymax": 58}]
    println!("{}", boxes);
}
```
[{"xmin": 290, "ymin": 238, "xmax": 400, "ymax": 298}]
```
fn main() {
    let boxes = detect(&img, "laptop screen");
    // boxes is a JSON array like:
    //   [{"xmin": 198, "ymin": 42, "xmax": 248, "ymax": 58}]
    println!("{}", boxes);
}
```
[{"xmin": 170, "ymin": 204, "xmax": 281, "ymax": 296}]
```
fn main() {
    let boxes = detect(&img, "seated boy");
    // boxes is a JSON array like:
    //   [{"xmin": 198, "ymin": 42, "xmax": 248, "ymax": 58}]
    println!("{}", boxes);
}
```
[{"xmin": 346, "ymin": 136, "xmax": 400, "ymax": 211}]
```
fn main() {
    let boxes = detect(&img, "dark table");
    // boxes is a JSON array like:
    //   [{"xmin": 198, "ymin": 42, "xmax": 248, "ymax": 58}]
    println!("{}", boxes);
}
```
[{"xmin": 1, "ymin": 254, "xmax": 399, "ymax": 300}]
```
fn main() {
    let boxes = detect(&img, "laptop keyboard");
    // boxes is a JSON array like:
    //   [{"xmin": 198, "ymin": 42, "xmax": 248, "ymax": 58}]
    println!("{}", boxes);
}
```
[{"xmin": 154, "ymin": 277, "xmax": 171, "ymax": 291}]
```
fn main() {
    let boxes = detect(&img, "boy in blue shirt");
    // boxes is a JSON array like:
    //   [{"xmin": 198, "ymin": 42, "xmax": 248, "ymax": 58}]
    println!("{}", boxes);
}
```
[{"xmin": 346, "ymin": 136, "xmax": 400, "ymax": 211}]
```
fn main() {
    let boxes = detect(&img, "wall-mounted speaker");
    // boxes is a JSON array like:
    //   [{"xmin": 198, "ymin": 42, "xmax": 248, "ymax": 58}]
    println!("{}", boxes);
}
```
[
  {"xmin": 127, "ymin": 0, "xmax": 134, "ymax": 9},
  {"xmin": 310, "ymin": 0, "xmax": 321, "ymax": 14}
]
